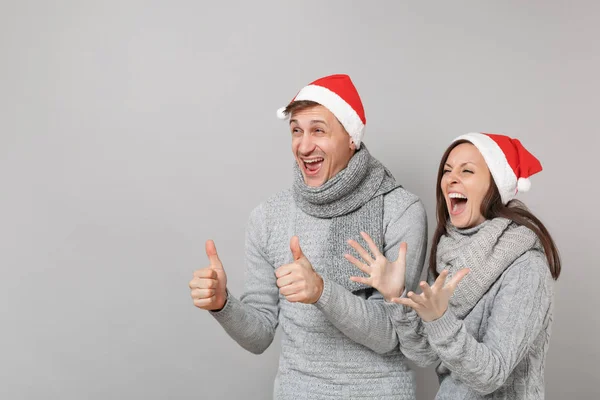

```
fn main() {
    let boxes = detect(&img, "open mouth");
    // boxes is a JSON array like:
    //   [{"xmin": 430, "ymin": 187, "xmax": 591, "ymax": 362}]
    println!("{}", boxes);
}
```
[
  {"xmin": 448, "ymin": 192, "xmax": 468, "ymax": 215},
  {"xmin": 302, "ymin": 157, "xmax": 324, "ymax": 175}
]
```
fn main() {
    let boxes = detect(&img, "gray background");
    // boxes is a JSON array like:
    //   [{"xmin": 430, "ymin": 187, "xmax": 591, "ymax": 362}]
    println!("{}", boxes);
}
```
[{"xmin": 1, "ymin": 1, "xmax": 597, "ymax": 399}]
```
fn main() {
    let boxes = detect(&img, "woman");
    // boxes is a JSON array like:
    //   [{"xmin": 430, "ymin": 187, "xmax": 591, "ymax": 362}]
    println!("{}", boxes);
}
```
[{"xmin": 347, "ymin": 132, "xmax": 561, "ymax": 399}]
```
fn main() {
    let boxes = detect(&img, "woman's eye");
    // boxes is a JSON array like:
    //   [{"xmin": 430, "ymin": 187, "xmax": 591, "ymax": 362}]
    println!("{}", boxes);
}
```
[
  {"xmin": 443, "ymin": 170, "xmax": 451, "ymax": 174},
  {"xmin": 464, "ymin": 170, "xmax": 473, "ymax": 174}
]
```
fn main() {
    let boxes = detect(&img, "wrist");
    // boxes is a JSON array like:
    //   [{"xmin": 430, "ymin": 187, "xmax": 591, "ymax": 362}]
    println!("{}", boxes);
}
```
[
  {"xmin": 383, "ymin": 294, "xmax": 396, "ymax": 303},
  {"xmin": 312, "ymin": 273, "xmax": 324, "ymax": 303},
  {"xmin": 212, "ymin": 289, "xmax": 228, "ymax": 311},
  {"xmin": 383, "ymin": 286, "xmax": 405, "ymax": 302},
  {"xmin": 425, "ymin": 306, "xmax": 447, "ymax": 322}
]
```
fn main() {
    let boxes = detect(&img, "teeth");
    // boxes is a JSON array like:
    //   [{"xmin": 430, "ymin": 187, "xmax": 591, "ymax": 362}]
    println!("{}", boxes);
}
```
[
  {"xmin": 449, "ymin": 193, "xmax": 467, "ymax": 199},
  {"xmin": 304, "ymin": 158, "xmax": 323, "ymax": 164}
]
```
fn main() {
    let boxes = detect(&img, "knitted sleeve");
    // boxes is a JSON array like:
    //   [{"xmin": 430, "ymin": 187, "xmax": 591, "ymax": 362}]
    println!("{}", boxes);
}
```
[
  {"xmin": 423, "ymin": 252, "xmax": 553, "ymax": 394},
  {"xmin": 384, "ymin": 262, "xmax": 439, "ymax": 368},
  {"xmin": 386, "ymin": 302, "xmax": 439, "ymax": 367},
  {"xmin": 314, "ymin": 192, "xmax": 428, "ymax": 354},
  {"xmin": 209, "ymin": 204, "xmax": 279, "ymax": 354}
]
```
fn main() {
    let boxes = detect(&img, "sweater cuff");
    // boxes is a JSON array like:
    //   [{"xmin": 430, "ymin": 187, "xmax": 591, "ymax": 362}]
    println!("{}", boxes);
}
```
[
  {"xmin": 209, "ymin": 291, "xmax": 236, "ymax": 323},
  {"xmin": 314, "ymin": 278, "xmax": 334, "ymax": 309},
  {"xmin": 383, "ymin": 286, "xmax": 412, "ymax": 319},
  {"xmin": 384, "ymin": 301, "xmax": 413, "ymax": 322},
  {"xmin": 423, "ymin": 308, "xmax": 461, "ymax": 341}
]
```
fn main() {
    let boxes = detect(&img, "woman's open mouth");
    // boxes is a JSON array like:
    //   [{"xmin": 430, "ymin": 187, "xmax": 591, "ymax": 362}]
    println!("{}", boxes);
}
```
[{"xmin": 448, "ymin": 192, "xmax": 468, "ymax": 215}]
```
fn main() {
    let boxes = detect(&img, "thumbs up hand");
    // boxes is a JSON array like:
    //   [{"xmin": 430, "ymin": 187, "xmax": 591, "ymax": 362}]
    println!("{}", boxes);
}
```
[
  {"xmin": 189, "ymin": 240, "xmax": 228, "ymax": 311},
  {"xmin": 275, "ymin": 236, "xmax": 324, "ymax": 304}
]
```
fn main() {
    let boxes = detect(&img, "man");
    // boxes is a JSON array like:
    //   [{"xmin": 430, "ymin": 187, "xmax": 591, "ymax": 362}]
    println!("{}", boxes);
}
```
[{"xmin": 189, "ymin": 74, "xmax": 427, "ymax": 399}]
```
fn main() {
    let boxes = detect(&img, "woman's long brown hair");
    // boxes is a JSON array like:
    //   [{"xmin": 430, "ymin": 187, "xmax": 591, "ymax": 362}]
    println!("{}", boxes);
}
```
[{"xmin": 429, "ymin": 140, "xmax": 561, "ymax": 280}]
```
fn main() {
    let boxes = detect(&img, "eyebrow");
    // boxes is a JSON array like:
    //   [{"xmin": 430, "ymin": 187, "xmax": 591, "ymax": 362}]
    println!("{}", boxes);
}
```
[
  {"xmin": 289, "ymin": 119, "xmax": 329, "ymax": 126},
  {"xmin": 445, "ymin": 162, "xmax": 476, "ymax": 168}
]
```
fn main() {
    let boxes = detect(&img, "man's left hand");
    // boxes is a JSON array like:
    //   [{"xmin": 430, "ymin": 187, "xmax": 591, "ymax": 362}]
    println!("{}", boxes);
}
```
[{"xmin": 275, "ymin": 236, "xmax": 324, "ymax": 304}]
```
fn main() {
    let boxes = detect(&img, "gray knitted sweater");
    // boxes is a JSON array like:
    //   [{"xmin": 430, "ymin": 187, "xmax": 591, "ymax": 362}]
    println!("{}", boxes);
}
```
[
  {"xmin": 211, "ymin": 187, "xmax": 427, "ymax": 399},
  {"xmin": 387, "ymin": 239, "xmax": 554, "ymax": 398}
]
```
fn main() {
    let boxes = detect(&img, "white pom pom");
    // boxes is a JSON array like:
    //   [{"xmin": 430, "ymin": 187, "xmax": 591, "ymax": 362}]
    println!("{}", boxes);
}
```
[
  {"xmin": 276, "ymin": 107, "xmax": 288, "ymax": 119},
  {"xmin": 517, "ymin": 177, "xmax": 531, "ymax": 192}
]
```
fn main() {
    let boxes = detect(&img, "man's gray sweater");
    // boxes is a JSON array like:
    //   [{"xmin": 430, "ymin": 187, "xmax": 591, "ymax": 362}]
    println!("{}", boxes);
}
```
[{"xmin": 211, "ymin": 187, "xmax": 427, "ymax": 399}]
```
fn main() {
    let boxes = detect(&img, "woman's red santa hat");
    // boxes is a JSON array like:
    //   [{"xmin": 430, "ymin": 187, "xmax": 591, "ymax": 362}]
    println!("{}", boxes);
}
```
[{"xmin": 453, "ymin": 133, "xmax": 543, "ymax": 204}]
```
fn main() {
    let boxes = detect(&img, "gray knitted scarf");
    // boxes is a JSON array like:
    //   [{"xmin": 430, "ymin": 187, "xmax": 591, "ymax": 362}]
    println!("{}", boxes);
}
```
[
  {"xmin": 293, "ymin": 146, "xmax": 399, "ymax": 292},
  {"xmin": 437, "ymin": 217, "xmax": 542, "ymax": 319}
]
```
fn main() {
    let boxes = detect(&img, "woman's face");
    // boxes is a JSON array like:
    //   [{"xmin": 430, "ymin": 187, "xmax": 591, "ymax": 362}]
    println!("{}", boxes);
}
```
[{"xmin": 441, "ymin": 143, "xmax": 492, "ymax": 229}]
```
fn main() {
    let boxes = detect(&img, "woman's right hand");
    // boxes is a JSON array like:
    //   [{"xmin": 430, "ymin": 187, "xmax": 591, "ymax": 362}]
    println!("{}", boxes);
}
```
[{"xmin": 347, "ymin": 231, "xmax": 408, "ymax": 302}]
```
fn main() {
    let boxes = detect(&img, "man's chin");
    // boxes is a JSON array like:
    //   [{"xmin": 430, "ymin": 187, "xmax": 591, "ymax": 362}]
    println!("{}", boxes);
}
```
[
  {"xmin": 303, "ymin": 174, "xmax": 326, "ymax": 187},
  {"xmin": 304, "ymin": 180, "xmax": 325, "ymax": 187}
]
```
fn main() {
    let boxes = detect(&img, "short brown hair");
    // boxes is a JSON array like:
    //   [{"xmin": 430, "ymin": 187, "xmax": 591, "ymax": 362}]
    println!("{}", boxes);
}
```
[{"xmin": 282, "ymin": 100, "xmax": 321, "ymax": 118}]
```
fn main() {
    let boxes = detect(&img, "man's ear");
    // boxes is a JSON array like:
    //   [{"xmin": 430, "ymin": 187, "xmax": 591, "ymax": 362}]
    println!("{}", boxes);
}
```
[{"xmin": 349, "ymin": 136, "xmax": 357, "ymax": 151}]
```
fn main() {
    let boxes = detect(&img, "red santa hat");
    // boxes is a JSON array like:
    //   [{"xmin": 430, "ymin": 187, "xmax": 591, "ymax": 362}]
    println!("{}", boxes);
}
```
[
  {"xmin": 453, "ymin": 132, "xmax": 543, "ymax": 204},
  {"xmin": 277, "ymin": 74, "xmax": 366, "ymax": 148}
]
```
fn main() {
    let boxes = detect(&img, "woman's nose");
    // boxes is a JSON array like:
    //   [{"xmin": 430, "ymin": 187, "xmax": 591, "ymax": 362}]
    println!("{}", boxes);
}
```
[{"xmin": 447, "ymin": 170, "xmax": 459, "ymax": 184}]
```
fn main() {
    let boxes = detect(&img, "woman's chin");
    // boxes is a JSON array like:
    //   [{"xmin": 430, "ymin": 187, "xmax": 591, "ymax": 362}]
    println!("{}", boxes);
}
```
[
  {"xmin": 448, "ymin": 207, "xmax": 464, "ymax": 227},
  {"xmin": 449, "ymin": 213, "xmax": 471, "ymax": 229},
  {"xmin": 450, "ymin": 216, "xmax": 485, "ymax": 229},
  {"xmin": 450, "ymin": 220, "xmax": 468, "ymax": 229}
]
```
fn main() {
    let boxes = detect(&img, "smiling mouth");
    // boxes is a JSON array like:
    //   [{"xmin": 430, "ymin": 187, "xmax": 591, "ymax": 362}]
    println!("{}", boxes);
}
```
[
  {"xmin": 448, "ymin": 193, "xmax": 468, "ymax": 215},
  {"xmin": 302, "ymin": 157, "xmax": 324, "ymax": 175}
]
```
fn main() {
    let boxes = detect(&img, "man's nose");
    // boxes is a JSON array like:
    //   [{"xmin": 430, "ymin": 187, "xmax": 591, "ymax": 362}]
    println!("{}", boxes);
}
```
[{"xmin": 298, "ymin": 133, "xmax": 316, "ymax": 155}]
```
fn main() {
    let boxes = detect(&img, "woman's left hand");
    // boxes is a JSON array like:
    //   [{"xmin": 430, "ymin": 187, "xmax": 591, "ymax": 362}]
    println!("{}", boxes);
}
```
[{"xmin": 392, "ymin": 269, "xmax": 470, "ymax": 322}]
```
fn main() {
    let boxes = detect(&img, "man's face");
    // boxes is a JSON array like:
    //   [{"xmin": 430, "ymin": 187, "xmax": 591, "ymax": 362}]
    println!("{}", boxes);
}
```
[{"xmin": 290, "ymin": 105, "xmax": 356, "ymax": 187}]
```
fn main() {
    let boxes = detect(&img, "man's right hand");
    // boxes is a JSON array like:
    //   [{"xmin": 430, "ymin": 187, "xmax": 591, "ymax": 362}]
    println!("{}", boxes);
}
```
[
  {"xmin": 347, "ymin": 232, "xmax": 407, "ymax": 302},
  {"xmin": 189, "ymin": 240, "xmax": 228, "ymax": 311}
]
